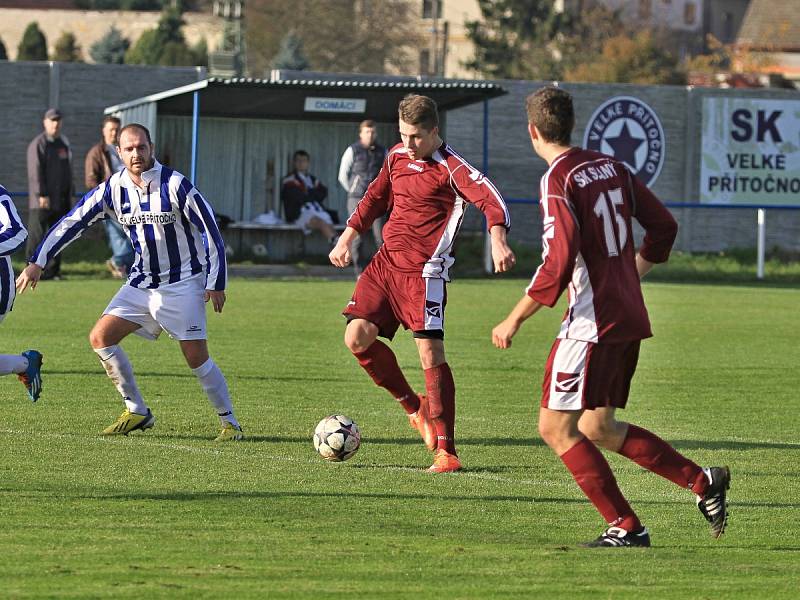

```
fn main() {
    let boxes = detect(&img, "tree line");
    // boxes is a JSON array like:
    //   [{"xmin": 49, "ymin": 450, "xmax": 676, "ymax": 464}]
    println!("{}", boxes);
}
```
[
  {"xmin": 1, "ymin": 6, "xmax": 206, "ymax": 66},
  {"xmin": 0, "ymin": 0, "xmax": 782, "ymax": 87}
]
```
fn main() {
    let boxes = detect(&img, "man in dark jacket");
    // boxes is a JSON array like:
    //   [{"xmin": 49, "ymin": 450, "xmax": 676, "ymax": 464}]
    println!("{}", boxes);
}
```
[
  {"xmin": 26, "ymin": 108, "xmax": 72, "ymax": 280},
  {"xmin": 85, "ymin": 115, "xmax": 134, "ymax": 278},
  {"xmin": 338, "ymin": 120, "xmax": 387, "ymax": 275}
]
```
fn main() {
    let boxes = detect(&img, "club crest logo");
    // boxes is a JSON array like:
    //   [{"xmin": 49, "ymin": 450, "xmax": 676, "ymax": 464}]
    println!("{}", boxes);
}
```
[
  {"xmin": 583, "ymin": 96, "xmax": 665, "ymax": 187},
  {"xmin": 555, "ymin": 372, "xmax": 582, "ymax": 393},
  {"xmin": 425, "ymin": 300, "xmax": 442, "ymax": 319}
]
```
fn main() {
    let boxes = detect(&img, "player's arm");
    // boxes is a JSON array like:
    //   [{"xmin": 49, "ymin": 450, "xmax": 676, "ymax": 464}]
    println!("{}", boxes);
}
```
[
  {"xmin": 329, "ymin": 226, "xmax": 359, "ymax": 267},
  {"xmin": 181, "ymin": 181, "xmax": 226, "ymax": 312},
  {"xmin": 451, "ymin": 165, "xmax": 515, "ymax": 272},
  {"xmin": 628, "ymin": 170, "xmax": 677, "ymax": 278},
  {"xmin": 0, "ymin": 191, "xmax": 28, "ymax": 256},
  {"xmin": 16, "ymin": 184, "xmax": 110, "ymax": 294},
  {"xmin": 492, "ymin": 295, "xmax": 544, "ymax": 349},
  {"xmin": 492, "ymin": 194, "xmax": 579, "ymax": 347},
  {"xmin": 344, "ymin": 155, "xmax": 392, "ymax": 236}
]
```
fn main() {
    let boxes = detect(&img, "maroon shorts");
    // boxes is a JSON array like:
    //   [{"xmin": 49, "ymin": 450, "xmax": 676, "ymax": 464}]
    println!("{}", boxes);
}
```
[
  {"xmin": 541, "ymin": 338, "xmax": 641, "ymax": 411},
  {"xmin": 342, "ymin": 253, "xmax": 447, "ymax": 340}
]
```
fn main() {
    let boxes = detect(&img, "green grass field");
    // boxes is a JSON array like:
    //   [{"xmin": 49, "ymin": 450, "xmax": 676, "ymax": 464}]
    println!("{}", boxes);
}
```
[{"xmin": 0, "ymin": 277, "xmax": 798, "ymax": 598}]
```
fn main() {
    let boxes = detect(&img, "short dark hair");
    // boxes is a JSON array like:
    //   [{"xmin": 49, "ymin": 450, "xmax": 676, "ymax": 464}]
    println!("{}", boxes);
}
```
[
  {"xmin": 398, "ymin": 94, "xmax": 438, "ymax": 131},
  {"xmin": 293, "ymin": 150, "xmax": 310, "ymax": 160},
  {"xmin": 359, "ymin": 119, "xmax": 376, "ymax": 130},
  {"xmin": 118, "ymin": 123, "xmax": 152, "ymax": 144},
  {"xmin": 102, "ymin": 115, "xmax": 121, "ymax": 128},
  {"xmin": 525, "ymin": 86, "xmax": 574, "ymax": 146}
]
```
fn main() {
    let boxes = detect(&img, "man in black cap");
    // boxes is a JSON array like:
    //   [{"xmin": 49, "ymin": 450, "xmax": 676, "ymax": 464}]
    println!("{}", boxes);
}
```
[{"xmin": 26, "ymin": 108, "xmax": 73, "ymax": 280}]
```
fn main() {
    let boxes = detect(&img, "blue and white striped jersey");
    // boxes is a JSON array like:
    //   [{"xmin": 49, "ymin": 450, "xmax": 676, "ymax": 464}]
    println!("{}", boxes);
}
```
[
  {"xmin": 31, "ymin": 161, "xmax": 227, "ymax": 291},
  {"xmin": 0, "ymin": 185, "xmax": 28, "ymax": 315}
]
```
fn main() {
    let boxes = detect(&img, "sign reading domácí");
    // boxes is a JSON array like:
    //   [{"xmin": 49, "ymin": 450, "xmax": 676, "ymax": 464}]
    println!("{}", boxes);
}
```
[{"xmin": 304, "ymin": 97, "xmax": 366, "ymax": 113}]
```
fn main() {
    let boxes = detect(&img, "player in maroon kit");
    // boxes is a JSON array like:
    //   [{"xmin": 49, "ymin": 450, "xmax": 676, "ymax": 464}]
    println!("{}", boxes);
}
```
[
  {"xmin": 492, "ymin": 86, "xmax": 730, "ymax": 546},
  {"xmin": 330, "ymin": 94, "xmax": 514, "ymax": 473}
]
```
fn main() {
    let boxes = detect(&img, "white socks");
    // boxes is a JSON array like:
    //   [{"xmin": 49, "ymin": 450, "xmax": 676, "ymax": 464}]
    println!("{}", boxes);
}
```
[
  {"xmin": 0, "ymin": 354, "xmax": 28, "ymax": 376},
  {"xmin": 192, "ymin": 358, "xmax": 239, "ymax": 428},
  {"xmin": 94, "ymin": 345, "xmax": 148, "ymax": 414}
]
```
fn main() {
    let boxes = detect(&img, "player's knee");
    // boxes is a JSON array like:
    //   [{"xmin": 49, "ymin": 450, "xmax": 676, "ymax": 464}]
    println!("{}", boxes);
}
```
[
  {"xmin": 579, "ymin": 420, "xmax": 620, "ymax": 449},
  {"xmin": 88, "ymin": 327, "xmax": 106, "ymax": 349},
  {"xmin": 537, "ymin": 419, "xmax": 558, "ymax": 448},
  {"xmin": 344, "ymin": 326, "xmax": 373, "ymax": 354}
]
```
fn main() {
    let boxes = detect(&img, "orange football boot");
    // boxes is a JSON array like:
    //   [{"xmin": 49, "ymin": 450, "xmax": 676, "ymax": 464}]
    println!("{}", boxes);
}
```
[
  {"xmin": 408, "ymin": 395, "xmax": 436, "ymax": 451},
  {"xmin": 428, "ymin": 449, "xmax": 462, "ymax": 473}
]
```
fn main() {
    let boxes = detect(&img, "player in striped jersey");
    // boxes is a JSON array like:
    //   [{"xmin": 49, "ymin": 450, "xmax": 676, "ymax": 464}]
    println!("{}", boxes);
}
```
[
  {"xmin": 15, "ymin": 124, "xmax": 242, "ymax": 440},
  {"xmin": 0, "ymin": 185, "xmax": 43, "ymax": 401},
  {"xmin": 492, "ymin": 87, "xmax": 729, "ymax": 546},
  {"xmin": 330, "ymin": 94, "xmax": 515, "ymax": 473}
]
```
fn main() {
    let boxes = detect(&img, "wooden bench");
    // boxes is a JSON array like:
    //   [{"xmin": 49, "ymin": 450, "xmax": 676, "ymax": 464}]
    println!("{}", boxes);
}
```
[{"xmin": 225, "ymin": 221, "xmax": 346, "ymax": 261}]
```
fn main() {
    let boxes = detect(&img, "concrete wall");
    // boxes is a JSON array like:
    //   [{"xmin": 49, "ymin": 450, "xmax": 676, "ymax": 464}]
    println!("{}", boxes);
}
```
[
  {"xmin": 0, "ymin": 62, "xmax": 796, "ymax": 255},
  {"xmin": 446, "ymin": 78, "xmax": 800, "ymax": 252},
  {"xmin": 0, "ymin": 61, "xmax": 204, "ymax": 199}
]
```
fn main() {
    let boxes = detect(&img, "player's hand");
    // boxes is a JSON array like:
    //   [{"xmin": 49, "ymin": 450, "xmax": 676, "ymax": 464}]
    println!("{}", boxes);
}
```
[
  {"xmin": 15, "ymin": 264, "xmax": 43, "ymax": 294},
  {"xmin": 205, "ymin": 290, "xmax": 226, "ymax": 313},
  {"xmin": 491, "ymin": 240, "xmax": 516, "ymax": 273},
  {"xmin": 38, "ymin": 196, "xmax": 50, "ymax": 210},
  {"xmin": 329, "ymin": 239, "xmax": 352, "ymax": 268},
  {"xmin": 492, "ymin": 318, "xmax": 520, "ymax": 349}
]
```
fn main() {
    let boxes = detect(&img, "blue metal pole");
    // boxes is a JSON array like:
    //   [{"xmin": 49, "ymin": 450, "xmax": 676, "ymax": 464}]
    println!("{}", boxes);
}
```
[
  {"xmin": 191, "ymin": 90, "xmax": 199, "ymax": 182},
  {"xmin": 482, "ymin": 98, "xmax": 492, "ymax": 274},
  {"xmin": 482, "ymin": 99, "xmax": 489, "ymax": 174}
]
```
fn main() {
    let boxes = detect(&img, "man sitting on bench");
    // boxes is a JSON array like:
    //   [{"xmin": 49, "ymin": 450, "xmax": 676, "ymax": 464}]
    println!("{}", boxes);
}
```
[{"xmin": 280, "ymin": 150, "xmax": 338, "ymax": 246}]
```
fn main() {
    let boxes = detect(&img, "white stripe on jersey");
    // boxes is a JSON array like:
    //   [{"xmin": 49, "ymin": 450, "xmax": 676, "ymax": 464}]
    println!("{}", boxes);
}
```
[
  {"xmin": 0, "ymin": 187, "xmax": 27, "ymax": 317},
  {"xmin": 0, "ymin": 188, "xmax": 27, "ymax": 257},
  {"xmin": 526, "ymin": 152, "xmax": 578, "ymax": 297},
  {"xmin": 423, "ymin": 148, "xmax": 466, "ymax": 280},
  {"xmin": 31, "ymin": 161, "xmax": 226, "ymax": 291},
  {"xmin": 445, "ymin": 144, "xmax": 510, "ymax": 228},
  {"xmin": 558, "ymin": 252, "xmax": 598, "ymax": 342}
]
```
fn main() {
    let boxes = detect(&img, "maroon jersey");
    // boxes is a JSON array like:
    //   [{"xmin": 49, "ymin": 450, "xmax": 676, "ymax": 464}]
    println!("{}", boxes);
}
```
[
  {"xmin": 347, "ymin": 142, "xmax": 510, "ymax": 280},
  {"xmin": 526, "ymin": 148, "xmax": 677, "ymax": 343}
]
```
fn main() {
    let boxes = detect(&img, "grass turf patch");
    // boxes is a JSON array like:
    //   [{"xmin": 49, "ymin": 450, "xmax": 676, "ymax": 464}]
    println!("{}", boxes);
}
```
[{"xmin": 0, "ymin": 279, "xmax": 797, "ymax": 598}]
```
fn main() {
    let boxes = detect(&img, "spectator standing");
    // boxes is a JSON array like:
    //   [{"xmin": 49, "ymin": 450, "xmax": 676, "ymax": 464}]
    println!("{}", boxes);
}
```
[
  {"xmin": 26, "ymin": 108, "xmax": 72, "ymax": 280},
  {"xmin": 85, "ymin": 115, "xmax": 134, "ymax": 278},
  {"xmin": 338, "ymin": 120, "xmax": 387, "ymax": 275}
]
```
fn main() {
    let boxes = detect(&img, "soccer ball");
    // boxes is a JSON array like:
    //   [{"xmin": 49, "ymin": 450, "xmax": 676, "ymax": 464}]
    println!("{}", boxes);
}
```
[{"xmin": 313, "ymin": 414, "xmax": 361, "ymax": 462}]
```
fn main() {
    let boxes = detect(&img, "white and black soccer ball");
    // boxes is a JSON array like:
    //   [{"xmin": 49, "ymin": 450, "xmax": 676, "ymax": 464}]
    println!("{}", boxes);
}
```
[{"xmin": 313, "ymin": 414, "xmax": 361, "ymax": 462}]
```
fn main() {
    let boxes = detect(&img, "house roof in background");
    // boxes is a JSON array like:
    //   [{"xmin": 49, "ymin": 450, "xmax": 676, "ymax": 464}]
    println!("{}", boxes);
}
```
[{"xmin": 737, "ymin": 0, "xmax": 800, "ymax": 50}]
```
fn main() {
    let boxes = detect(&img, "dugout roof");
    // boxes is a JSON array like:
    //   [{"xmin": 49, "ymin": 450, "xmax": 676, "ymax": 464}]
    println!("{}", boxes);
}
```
[{"xmin": 104, "ymin": 76, "xmax": 507, "ymax": 123}]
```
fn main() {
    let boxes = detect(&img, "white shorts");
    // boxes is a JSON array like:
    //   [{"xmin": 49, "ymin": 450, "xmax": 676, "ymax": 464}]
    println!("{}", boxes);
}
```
[
  {"xmin": 295, "ymin": 202, "xmax": 333, "ymax": 235},
  {"xmin": 104, "ymin": 274, "xmax": 208, "ymax": 341}
]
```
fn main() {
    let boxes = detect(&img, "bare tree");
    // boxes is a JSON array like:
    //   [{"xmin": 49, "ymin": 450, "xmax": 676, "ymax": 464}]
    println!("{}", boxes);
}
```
[{"xmin": 247, "ymin": 0, "xmax": 423, "ymax": 76}]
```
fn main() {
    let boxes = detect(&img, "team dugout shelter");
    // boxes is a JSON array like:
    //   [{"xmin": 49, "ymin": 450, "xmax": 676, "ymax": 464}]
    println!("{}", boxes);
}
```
[{"xmin": 104, "ymin": 76, "xmax": 506, "ymax": 259}]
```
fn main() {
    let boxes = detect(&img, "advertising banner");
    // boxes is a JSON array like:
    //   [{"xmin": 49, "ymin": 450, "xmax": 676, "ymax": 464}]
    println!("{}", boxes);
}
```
[{"xmin": 700, "ymin": 97, "xmax": 800, "ymax": 206}]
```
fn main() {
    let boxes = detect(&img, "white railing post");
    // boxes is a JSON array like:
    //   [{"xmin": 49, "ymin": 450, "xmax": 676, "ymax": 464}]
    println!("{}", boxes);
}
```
[{"xmin": 756, "ymin": 208, "xmax": 766, "ymax": 280}]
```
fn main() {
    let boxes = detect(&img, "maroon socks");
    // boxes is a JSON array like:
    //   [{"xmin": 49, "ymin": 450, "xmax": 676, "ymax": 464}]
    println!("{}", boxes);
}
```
[
  {"xmin": 560, "ymin": 437, "xmax": 642, "ymax": 532},
  {"xmin": 618, "ymin": 424, "xmax": 708, "ymax": 495},
  {"xmin": 424, "ymin": 363, "xmax": 457, "ymax": 455},
  {"xmin": 354, "ymin": 340, "xmax": 419, "ymax": 414}
]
